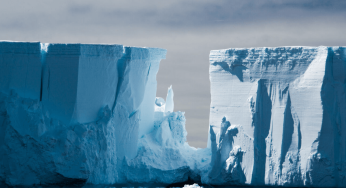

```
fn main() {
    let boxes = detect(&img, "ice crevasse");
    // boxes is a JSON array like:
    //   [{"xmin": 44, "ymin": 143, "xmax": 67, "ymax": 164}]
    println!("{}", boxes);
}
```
[{"xmin": 1, "ymin": 41, "xmax": 346, "ymax": 187}]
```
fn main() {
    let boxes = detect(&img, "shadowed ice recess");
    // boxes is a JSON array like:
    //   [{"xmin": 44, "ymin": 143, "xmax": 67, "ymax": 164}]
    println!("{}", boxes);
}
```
[{"xmin": 0, "ymin": 41, "xmax": 346, "ymax": 187}]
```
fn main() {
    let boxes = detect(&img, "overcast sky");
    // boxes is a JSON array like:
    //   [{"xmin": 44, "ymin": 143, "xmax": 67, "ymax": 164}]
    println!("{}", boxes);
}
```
[{"xmin": 1, "ymin": 0, "xmax": 345, "ymax": 147}]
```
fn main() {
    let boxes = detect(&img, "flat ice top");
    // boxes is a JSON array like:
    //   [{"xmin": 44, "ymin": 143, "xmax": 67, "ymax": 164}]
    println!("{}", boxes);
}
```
[
  {"xmin": 211, "ymin": 46, "xmax": 319, "ymax": 51},
  {"xmin": 43, "ymin": 42, "xmax": 123, "ymax": 45},
  {"xmin": 0, "ymin": 40, "xmax": 167, "ymax": 49},
  {"xmin": 0, "ymin": 40, "xmax": 165, "ymax": 49},
  {"xmin": 46, "ymin": 43, "xmax": 124, "ymax": 57},
  {"xmin": 0, "ymin": 40, "xmax": 40, "ymax": 43},
  {"xmin": 0, "ymin": 41, "xmax": 41, "ymax": 54},
  {"xmin": 210, "ymin": 46, "xmax": 346, "ymax": 55},
  {"xmin": 42, "ymin": 43, "xmax": 167, "ymax": 59}
]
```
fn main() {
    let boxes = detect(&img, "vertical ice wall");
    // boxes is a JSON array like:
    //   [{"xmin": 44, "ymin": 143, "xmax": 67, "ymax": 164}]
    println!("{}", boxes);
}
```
[
  {"xmin": 41, "ymin": 43, "xmax": 124, "ymax": 125},
  {"xmin": 138, "ymin": 48, "xmax": 167, "ymax": 136},
  {"xmin": 0, "ymin": 41, "xmax": 167, "ymax": 160},
  {"xmin": 208, "ymin": 46, "xmax": 346, "ymax": 187},
  {"xmin": 0, "ymin": 41, "xmax": 168, "ymax": 186},
  {"xmin": 40, "ymin": 43, "xmax": 166, "ymax": 159},
  {"xmin": 0, "ymin": 41, "xmax": 41, "ymax": 100},
  {"xmin": 114, "ymin": 46, "xmax": 166, "ymax": 159}
]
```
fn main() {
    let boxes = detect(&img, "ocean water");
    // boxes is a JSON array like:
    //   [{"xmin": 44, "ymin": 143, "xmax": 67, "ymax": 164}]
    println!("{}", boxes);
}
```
[{"xmin": 0, "ymin": 184, "xmax": 288, "ymax": 188}]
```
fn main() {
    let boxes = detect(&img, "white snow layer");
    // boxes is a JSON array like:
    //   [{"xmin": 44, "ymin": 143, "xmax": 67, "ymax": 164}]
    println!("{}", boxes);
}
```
[{"xmin": 0, "ymin": 42, "xmax": 345, "ymax": 187}]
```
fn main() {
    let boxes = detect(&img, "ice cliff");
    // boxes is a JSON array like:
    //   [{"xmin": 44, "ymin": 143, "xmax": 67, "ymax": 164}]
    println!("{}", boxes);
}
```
[
  {"xmin": 209, "ymin": 46, "xmax": 346, "ymax": 187},
  {"xmin": 1, "ymin": 41, "xmax": 346, "ymax": 187},
  {"xmin": 0, "ymin": 41, "xmax": 210, "ymax": 186}
]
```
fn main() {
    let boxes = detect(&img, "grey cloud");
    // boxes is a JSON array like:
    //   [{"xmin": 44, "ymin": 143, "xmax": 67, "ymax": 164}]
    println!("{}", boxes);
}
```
[
  {"xmin": 75, "ymin": 0, "xmax": 346, "ymax": 27},
  {"xmin": 262, "ymin": 0, "xmax": 346, "ymax": 11},
  {"xmin": 68, "ymin": 4, "xmax": 92, "ymax": 14},
  {"xmin": 3, "ymin": 1, "xmax": 345, "ymax": 30}
]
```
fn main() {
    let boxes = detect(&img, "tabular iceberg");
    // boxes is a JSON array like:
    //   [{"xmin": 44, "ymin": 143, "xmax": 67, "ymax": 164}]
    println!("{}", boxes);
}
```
[
  {"xmin": 0, "ymin": 41, "xmax": 346, "ymax": 187},
  {"xmin": 208, "ymin": 46, "xmax": 346, "ymax": 187},
  {"xmin": 0, "ymin": 41, "xmax": 210, "ymax": 186}
]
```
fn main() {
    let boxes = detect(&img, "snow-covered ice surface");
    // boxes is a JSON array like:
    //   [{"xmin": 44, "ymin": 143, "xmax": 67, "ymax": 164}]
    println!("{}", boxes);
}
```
[
  {"xmin": 1, "ymin": 42, "xmax": 346, "ymax": 187},
  {"xmin": 208, "ymin": 46, "xmax": 346, "ymax": 187}
]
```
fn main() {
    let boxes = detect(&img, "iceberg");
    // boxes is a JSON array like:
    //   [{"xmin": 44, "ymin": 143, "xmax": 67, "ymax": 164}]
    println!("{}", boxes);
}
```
[
  {"xmin": 1, "ymin": 41, "xmax": 346, "ymax": 187},
  {"xmin": 0, "ymin": 41, "xmax": 210, "ymax": 186},
  {"xmin": 208, "ymin": 46, "xmax": 346, "ymax": 187}
]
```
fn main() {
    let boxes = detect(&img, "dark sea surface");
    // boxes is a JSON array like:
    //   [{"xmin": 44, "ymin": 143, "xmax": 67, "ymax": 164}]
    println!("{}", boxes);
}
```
[
  {"xmin": 1, "ymin": 184, "xmax": 325, "ymax": 188},
  {"xmin": 0, "ymin": 182, "xmax": 334, "ymax": 188}
]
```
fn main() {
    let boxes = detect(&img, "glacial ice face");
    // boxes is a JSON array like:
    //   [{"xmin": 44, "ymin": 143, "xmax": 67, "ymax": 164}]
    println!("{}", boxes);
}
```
[
  {"xmin": 0, "ymin": 87, "xmax": 210, "ymax": 186},
  {"xmin": 42, "ymin": 43, "xmax": 124, "ymax": 125},
  {"xmin": 208, "ymin": 46, "xmax": 346, "ymax": 187},
  {"xmin": 0, "ymin": 41, "xmax": 213, "ymax": 186},
  {"xmin": 0, "ymin": 41, "xmax": 42, "ymax": 100},
  {"xmin": 0, "ymin": 92, "xmax": 117, "ymax": 185},
  {"xmin": 113, "ymin": 46, "xmax": 166, "ymax": 159}
]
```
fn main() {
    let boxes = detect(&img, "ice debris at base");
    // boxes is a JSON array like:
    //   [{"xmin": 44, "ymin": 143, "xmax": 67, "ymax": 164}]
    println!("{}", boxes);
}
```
[
  {"xmin": 1, "ymin": 41, "xmax": 346, "ymax": 187},
  {"xmin": 183, "ymin": 183, "xmax": 202, "ymax": 188}
]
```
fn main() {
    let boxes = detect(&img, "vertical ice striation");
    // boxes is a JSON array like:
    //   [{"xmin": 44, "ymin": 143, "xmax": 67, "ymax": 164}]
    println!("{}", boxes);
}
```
[
  {"xmin": 114, "ymin": 46, "xmax": 166, "ymax": 159},
  {"xmin": 0, "ymin": 41, "xmax": 42, "ymax": 100},
  {"xmin": 41, "ymin": 43, "xmax": 124, "ymax": 125},
  {"xmin": 133, "ymin": 47, "xmax": 167, "ymax": 137},
  {"xmin": 208, "ymin": 46, "xmax": 346, "ymax": 187},
  {"xmin": 0, "ymin": 41, "xmax": 172, "ymax": 186}
]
